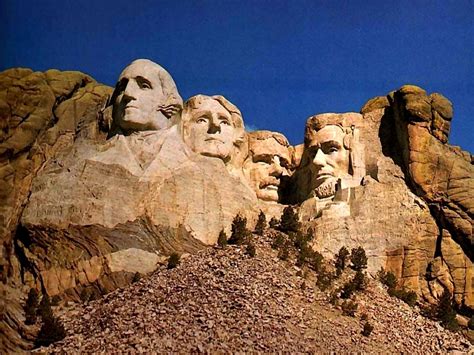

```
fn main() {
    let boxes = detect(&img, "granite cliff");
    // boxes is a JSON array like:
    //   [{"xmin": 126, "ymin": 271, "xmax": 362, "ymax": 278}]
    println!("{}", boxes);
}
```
[{"xmin": 0, "ymin": 60, "xmax": 472, "ymax": 351}]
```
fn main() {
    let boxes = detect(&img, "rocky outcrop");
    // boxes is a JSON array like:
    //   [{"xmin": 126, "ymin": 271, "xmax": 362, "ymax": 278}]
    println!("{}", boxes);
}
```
[
  {"xmin": 0, "ymin": 67, "xmax": 112, "ymax": 351},
  {"xmin": 359, "ymin": 86, "xmax": 473, "ymax": 311},
  {"xmin": 1, "ymin": 64, "xmax": 472, "ymax": 352}
]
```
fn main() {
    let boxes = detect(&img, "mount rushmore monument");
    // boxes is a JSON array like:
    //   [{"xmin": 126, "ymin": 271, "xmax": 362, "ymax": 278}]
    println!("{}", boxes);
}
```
[{"xmin": 0, "ymin": 59, "xmax": 472, "ymax": 350}]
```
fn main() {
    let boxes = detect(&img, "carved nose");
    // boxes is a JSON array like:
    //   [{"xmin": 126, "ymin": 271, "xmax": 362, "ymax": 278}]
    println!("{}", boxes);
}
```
[
  {"xmin": 312, "ymin": 149, "xmax": 326, "ymax": 167},
  {"xmin": 207, "ymin": 120, "xmax": 221, "ymax": 134},
  {"xmin": 270, "ymin": 156, "xmax": 283, "ymax": 176},
  {"xmin": 123, "ymin": 81, "xmax": 137, "ymax": 101}
]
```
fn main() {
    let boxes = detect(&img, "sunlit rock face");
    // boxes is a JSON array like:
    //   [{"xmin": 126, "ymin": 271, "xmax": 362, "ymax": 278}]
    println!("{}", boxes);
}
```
[
  {"xmin": 110, "ymin": 59, "xmax": 183, "ymax": 134},
  {"xmin": 243, "ymin": 130, "xmax": 292, "ymax": 203},
  {"xmin": 295, "ymin": 113, "xmax": 365, "ymax": 219},
  {"xmin": 1, "ymin": 61, "xmax": 473, "ymax": 352},
  {"xmin": 180, "ymin": 95, "xmax": 245, "ymax": 164}
]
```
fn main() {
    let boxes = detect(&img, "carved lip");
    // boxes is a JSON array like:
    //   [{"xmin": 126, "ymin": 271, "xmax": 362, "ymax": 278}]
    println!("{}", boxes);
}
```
[
  {"xmin": 315, "ymin": 172, "xmax": 334, "ymax": 179},
  {"xmin": 263, "ymin": 185, "xmax": 279, "ymax": 191},
  {"xmin": 205, "ymin": 137, "xmax": 223, "ymax": 143}
]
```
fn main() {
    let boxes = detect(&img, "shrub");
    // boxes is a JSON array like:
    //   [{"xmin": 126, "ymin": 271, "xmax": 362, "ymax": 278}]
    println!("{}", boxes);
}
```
[
  {"xmin": 167, "ymin": 253, "xmax": 180, "ymax": 269},
  {"xmin": 341, "ymin": 271, "xmax": 366, "ymax": 299},
  {"xmin": 51, "ymin": 295, "xmax": 61, "ymax": 306},
  {"xmin": 377, "ymin": 268, "xmax": 397, "ymax": 289},
  {"xmin": 468, "ymin": 315, "xmax": 474, "ymax": 330},
  {"xmin": 353, "ymin": 270, "xmax": 367, "ymax": 291},
  {"xmin": 79, "ymin": 288, "xmax": 92, "ymax": 303},
  {"xmin": 24, "ymin": 288, "xmax": 39, "ymax": 325},
  {"xmin": 271, "ymin": 234, "xmax": 286, "ymax": 250},
  {"xmin": 279, "ymin": 206, "xmax": 300, "ymax": 233},
  {"xmin": 35, "ymin": 292, "xmax": 66, "ymax": 347},
  {"xmin": 269, "ymin": 217, "xmax": 279, "ymax": 229},
  {"xmin": 316, "ymin": 268, "xmax": 334, "ymax": 291},
  {"xmin": 38, "ymin": 294, "xmax": 52, "ymax": 319},
  {"xmin": 362, "ymin": 321, "xmax": 374, "ymax": 336},
  {"xmin": 307, "ymin": 250, "xmax": 324, "ymax": 273},
  {"xmin": 132, "ymin": 272, "xmax": 141, "ymax": 283},
  {"xmin": 228, "ymin": 214, "xmax": 250, "ymax": 245},
  {"xmin": 35, "ymin": 313, "xmax": 66, "ymax": 347},
  {"xmin": 436, "ymin": 287, "xmax": 459, "ymax": 331},
  {"xmin": 296, "ymin": 244, "xmax": 310, "ymax": 267},
  {"xmin": 341, "ymin": 300, "xmax": 358, "ymax": 317},
  {"xmin": 254, "ymin": 211, "xmax": 266, "ymax": 236},
  {"xmin": 335, "ymin": 246, "xmax": 349, "ymax": 272},
  {"xmin": 246, "ymin": 241, "xmax": 256, "ymax": 257},
  {"xmin": 217, "ymin": 229, "xmax": 228, "ymax": 248},
  {"xmin": 350, "ymin": 247, "xmax": 368, "ymax": 271},
  {"xmin": 388, "ymin": 288, "xmax": 417, "ymax": 307},
  {"xmin": 278, "ymin": 242, "xmax": 290, "ymax": 261}
]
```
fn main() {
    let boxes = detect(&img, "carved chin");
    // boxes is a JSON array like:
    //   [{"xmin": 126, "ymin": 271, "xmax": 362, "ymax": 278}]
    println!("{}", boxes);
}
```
[
  {"xmin": 257, "ymin": 186, "xmax": 279, "ymax": 202},
  {"xmin": 314, "ymin": 179, "xmax": 337, "ymax": 199}
]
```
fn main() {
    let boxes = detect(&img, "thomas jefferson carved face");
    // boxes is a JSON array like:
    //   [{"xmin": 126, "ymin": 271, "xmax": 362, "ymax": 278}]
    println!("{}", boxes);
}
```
[
  {"xmin": 112, "ymin": 59, "xmax": 181, "ymax": 133},
  {"xmin": 307, "ymin": 125, "xmax": 350, "ymax": 198},
  {"xmin": 244, "ymin": 132, "xmax": 291, "ymax": 202},
  {"xmin": 181, "ymin": 95, "xmax": 244, "ymax": 162}
]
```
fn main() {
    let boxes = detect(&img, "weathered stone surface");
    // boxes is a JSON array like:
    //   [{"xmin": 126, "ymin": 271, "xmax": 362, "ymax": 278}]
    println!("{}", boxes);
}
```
[
  {"xmin": 0, "ymin": 67, "xmax": 112, "ymax": 352},
  {"xmin": 360, "ymin": 95, "xmax": 389, "ymax": 114},
  {"xmin": 109, "ymin": 59, "xmax": 182, "ymax": 135},
  {"xmin": 242, "ymin": 130, "xmax": 292, "ymax": 203},
  {"xmin": 1, "ymin": 63, "xmax": 473, "ymax": 352}
]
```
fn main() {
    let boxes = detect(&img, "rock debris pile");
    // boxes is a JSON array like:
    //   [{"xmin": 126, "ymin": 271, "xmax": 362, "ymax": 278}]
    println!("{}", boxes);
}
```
[{"xmin": 44, "ymin": 236, "xmax": 472, "ymax": 353}]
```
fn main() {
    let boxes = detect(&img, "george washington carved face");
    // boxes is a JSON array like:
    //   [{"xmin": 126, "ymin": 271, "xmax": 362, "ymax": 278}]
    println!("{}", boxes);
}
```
[
  {"xmin": 112, "ymin": 59, "xmax": 182, "ymax": 133},
  {"xmin": 181, "ymin": 95, "xmax": 244, "ymax": 163}
]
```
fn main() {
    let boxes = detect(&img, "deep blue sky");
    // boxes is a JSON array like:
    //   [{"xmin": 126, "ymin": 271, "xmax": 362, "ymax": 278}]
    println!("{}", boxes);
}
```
[{"xmin": 1, "ymin": 0, "xmax": 473, "ymax": 151}]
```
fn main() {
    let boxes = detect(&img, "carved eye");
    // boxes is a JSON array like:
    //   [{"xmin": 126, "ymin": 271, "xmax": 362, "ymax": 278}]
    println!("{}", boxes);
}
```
[
  {"xmin": 219, "ymin": 116, "xmax": 231, "ymax": 126},
  {"xmin": 328, "ymin": 146, "xmax": 339, "ymax": 153},
  {"xmin": 196, "ymin": 117, "xmax": 208, "ymax": 124},
  {"xmin": 116, "ymin": 79, "xmax": 127, "ymax": 93},
  {"xmin": 139, "ymin": 81, "xmax": 152, "ymax": 89}
]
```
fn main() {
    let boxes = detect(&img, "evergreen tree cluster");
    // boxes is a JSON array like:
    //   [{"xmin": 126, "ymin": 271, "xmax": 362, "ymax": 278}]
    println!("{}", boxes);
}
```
[{"xmin": 23, "ymin": 290, "xmax": 66, "ymax": 347}]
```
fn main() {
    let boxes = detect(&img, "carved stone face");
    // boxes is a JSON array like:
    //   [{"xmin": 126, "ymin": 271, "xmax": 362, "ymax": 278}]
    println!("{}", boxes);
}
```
[
  {"xmin": 245, "ymin": 136, "xmax": 291, "ymax": 202},
  {"xmin": 113, "ymin": 60, "xmax": 169, "ymax": 132},
  {"xmin": 183, "ymin": 98, "xmax": 236, "ymax": 161},
  {"xmin": 307, "ymin": 125, "xmax": 350, "ymax": 198}
]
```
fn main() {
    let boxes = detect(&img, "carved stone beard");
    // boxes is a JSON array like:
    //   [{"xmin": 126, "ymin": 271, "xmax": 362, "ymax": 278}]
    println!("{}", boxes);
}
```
[{"xmin": 313, "ymin": 177, "xmax": 337, "ymax": 199}]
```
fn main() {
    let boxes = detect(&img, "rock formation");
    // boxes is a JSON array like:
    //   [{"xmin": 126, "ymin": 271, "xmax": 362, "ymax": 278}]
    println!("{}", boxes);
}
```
[{"xmin": 0, "ymin": 60, "xmax": 472, "ymax": 351}]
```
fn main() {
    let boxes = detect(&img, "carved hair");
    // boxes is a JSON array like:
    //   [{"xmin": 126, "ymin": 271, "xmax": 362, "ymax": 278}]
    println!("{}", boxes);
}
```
[
  {"xmin": 304, "ymin": 113, "xmax": 356, "ymax": 150},
  {"xmin": 109, "ymin": 59, "xmax": 183, "ymax": 114},
  {"xmin": 247, "ymin": 130, "xmax": 290, "ymax": 151},
  {"xmin": 180, "ymin": 95, "xmax": 245, "ymax": 147}
]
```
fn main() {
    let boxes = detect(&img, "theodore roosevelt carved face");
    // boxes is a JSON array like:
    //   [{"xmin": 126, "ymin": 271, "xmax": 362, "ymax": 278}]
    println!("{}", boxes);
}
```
[
  {"xmin": 243, "ymin": 131, "xmax": 291, "ymax": 202},
  {"xmin": 111, "ymin": 59, "xmax": 182, "ymax": 133},
  {"xmin": 181, "ymin": 95, "xmax": 245, "ymax": 163}
]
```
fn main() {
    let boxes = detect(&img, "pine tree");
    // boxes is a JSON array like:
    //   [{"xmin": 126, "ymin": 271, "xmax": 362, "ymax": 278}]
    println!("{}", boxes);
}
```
[
  {"xmin": 24, "ymin": 288, "xmax": 39, "ymax": 325},
  {"xmin": 35, "ymin": 293, "xmax": 66, "ymax": 347},
  {"xmin": 217, "ymin": 229, "xmax": 228, "ymax": 248},
  {"xmin": 167, "ymin": 252, "xmax": 180, "ymax": 269},
  {"xmin": 436, "ymin": 287, "xmax": 459, "ymax": 331},
  {"xmin": 279, "ymin": 206, "xmax": 300, "ymax": 233},
  {"xmin": 228, "ymin": 214, "xmax": 250, "ymax": 245},
  {"xmin": 269, "ymin": 217, "xmax": 279, "ymax": 229},
  {"xmin": 335, "ymin": 246, "xmax": 349, "ymax": 272},
  {"xmin": 350, "ymin": 246, "xmax": 368, "ymax": 271},
  {"xmin": 254, "ymin": 211, "xmax": 267, "ymax": 236}
]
